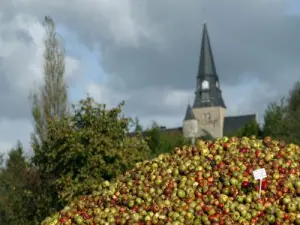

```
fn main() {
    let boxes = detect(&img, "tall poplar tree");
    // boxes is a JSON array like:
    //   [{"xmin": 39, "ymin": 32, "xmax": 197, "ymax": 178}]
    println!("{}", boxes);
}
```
[
  {"xmin": 29, "ymin": 16, "xmax": 68, "ymax": 213},
  {"xmin": 31, "ymin": 16, "xmax": 68, "ymax": 167}
]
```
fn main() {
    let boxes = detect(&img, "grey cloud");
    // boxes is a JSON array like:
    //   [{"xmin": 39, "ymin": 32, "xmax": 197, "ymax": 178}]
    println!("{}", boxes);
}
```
[
  {"xmin": 110, "ymin": 1, "xmax": 300, "ymax": 123},
  {"xmin": 2, "ymin": 0, "xmax": 300, "ymax": 128},
  {"xmin": 0, "ymin": 12, "xmax": 82, "ymax": 120},
  {"xmin": 108, "ymin": 0, "xmax": 300, "ymax": 88},
  {"xmin": 97, "ymin": 0, "xmax": 300, "ymax": 123},
  {"xmin": 15, "ymin": 30, "xmax": 34, "ymax": 43},
  {"xmin": 0, "ymin": 57, "xmax": 32, "ymax": 119}
]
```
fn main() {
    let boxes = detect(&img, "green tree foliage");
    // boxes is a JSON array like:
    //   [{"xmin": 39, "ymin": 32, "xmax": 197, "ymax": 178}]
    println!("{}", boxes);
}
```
[
  {"xmin": 235, "ymin": 120, "xmax": 262, "ymax": 138},
  {"xmin": 0, "ymin": 142, "xmax": 46, "ymax": 225},
  {"xmin": 133, "ymin": 116, "xmax": 143, "ymax": 133},
  {"xmin": 263, "ymin": 81, "xmax": 300, "ymax": 144},
  {"xmin": 144, "ymin": 122, "xmax": 160, "ymax": 155},
  {"xmin": 263, "ymin": 98, "xmax": 288, "ymax": 139},
  {"xmin": 285, "ymin": 82, "xmax": 300, "ymax": 143},
  {"xmin": 144, "ymin": 122, "xmax": 189, "ymax": 156},
  {"xmin": 0, "ymin": 153, "xmax": 4, "ymax": 168},
  {"xmin": 39, "ymin": 97, "xmax": 151, "ymax": 203}
]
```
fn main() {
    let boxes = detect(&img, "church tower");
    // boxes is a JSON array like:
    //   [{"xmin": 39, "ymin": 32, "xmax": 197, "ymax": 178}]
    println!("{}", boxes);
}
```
[{"xmin": 183, "ymin": 23, "xmax": 226, "ymax": 138}]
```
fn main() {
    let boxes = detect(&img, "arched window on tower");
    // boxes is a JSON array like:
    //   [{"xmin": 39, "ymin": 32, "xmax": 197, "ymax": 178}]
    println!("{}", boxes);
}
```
[
  {"xmin": 216, "ymin": 81, "xmax": 219, "ymax": 88},
  {"xmin": 202, "ymin": 80, "xmax": 209, "ymax": 90}
]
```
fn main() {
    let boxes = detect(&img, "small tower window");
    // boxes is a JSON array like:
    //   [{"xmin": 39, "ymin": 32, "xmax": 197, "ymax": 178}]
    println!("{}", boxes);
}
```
[
  {"xmin": 202, "ymin": 92, "xmax": 210, "ymax": 102},
  {"xmin": 202, "ymin": 80, "xmax": 209, "ymax": 90},
  {"xmin": 216, "ymin": 81, "xmax": 219, "ymax": 88}
]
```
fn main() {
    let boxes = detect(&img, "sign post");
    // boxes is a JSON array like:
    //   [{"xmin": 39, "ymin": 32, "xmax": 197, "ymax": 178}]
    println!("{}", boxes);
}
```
[{"xmin": 253, "ymin": 168, "xmax": 267, "ymax": 199}]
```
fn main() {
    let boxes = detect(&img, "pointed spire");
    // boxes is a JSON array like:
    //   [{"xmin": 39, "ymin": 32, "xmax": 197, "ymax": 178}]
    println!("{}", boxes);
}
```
[
  {"xmin": 184, "ymin": 104, "xmax": 196, "ymax": 121},
  {"xmin": 193, "ymin": 23, "xmax": 226, "ymax": 109},
  {"xmin": 198, "ymin": 23, "xmax": 217, "ymax": 77}
]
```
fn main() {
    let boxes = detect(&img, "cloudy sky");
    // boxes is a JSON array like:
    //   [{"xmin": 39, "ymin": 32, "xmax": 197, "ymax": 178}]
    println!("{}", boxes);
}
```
[{"xmin": 0, "ymin": 0, "xmax": 300, "ymax": 157}]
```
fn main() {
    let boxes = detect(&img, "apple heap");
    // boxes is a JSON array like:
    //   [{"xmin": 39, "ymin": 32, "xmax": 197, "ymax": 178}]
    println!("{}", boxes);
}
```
[{"xmin": 41, "ymin": 136, "xmax": 300, "ymax": 225}]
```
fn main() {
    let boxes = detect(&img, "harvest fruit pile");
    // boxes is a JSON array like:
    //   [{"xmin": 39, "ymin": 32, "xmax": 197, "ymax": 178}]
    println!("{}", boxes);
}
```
[{"xmin": 42, "ymin": 136, "xmax": 300, "ymax": 225}]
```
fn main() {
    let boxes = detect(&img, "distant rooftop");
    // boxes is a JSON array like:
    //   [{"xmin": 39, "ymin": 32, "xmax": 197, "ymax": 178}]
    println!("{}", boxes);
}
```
[{"xmin": 128, "ymin": 114, "xmax": 257, "ymax": 138}]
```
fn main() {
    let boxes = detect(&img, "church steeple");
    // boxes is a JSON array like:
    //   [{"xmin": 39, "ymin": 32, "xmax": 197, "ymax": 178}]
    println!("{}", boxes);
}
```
[
  {"xmin": 198, "ymin": 23, "xmax": 217, "ymax": 77},
  {"xmin": 193, "ymin": 23, "xmax": 226, "ymax": 109}
]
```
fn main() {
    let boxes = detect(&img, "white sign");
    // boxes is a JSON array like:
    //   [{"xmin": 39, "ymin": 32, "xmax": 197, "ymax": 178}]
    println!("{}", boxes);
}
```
[
  {"xmin": 253, "ymin": 168, "xmax": 267, "ymax": 180},
  {"xmin": 253, "ymin": 168, "xmax": 267, "ymax": 199}
]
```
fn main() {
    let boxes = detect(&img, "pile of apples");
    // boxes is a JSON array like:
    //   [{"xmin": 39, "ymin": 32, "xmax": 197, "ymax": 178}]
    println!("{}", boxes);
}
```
[{"xmin": 42, "ymin": 136, "xmax": 300, "ymax": 225}]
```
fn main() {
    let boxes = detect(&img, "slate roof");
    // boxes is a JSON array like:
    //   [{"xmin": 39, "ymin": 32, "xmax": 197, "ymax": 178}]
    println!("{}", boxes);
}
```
[
  {"xmin": 193, "ymin": 90, "xmax": 226, "ymax": 109},
  {"xmin": 158, "ymin": 127, "xmax": 183, "ymax": 137},
  {"xmin": 223, "ymin": 114, "xmax": 257, "ymax": 136},
  {"xmin": 184, "ymin": 104, "xmax": 196, "ymax": 120}
]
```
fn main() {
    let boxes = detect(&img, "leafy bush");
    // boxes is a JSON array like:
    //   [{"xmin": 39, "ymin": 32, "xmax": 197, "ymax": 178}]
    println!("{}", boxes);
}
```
[{"xmin": 34, "ymin": 97, "xmax": 151, "ymax": 203}]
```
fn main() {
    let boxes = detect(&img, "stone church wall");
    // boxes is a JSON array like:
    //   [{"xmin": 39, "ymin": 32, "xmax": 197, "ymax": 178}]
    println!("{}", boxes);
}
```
[{"xmin": 192, "ymin": 107, "xmax": 226, "ymax": 138}]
